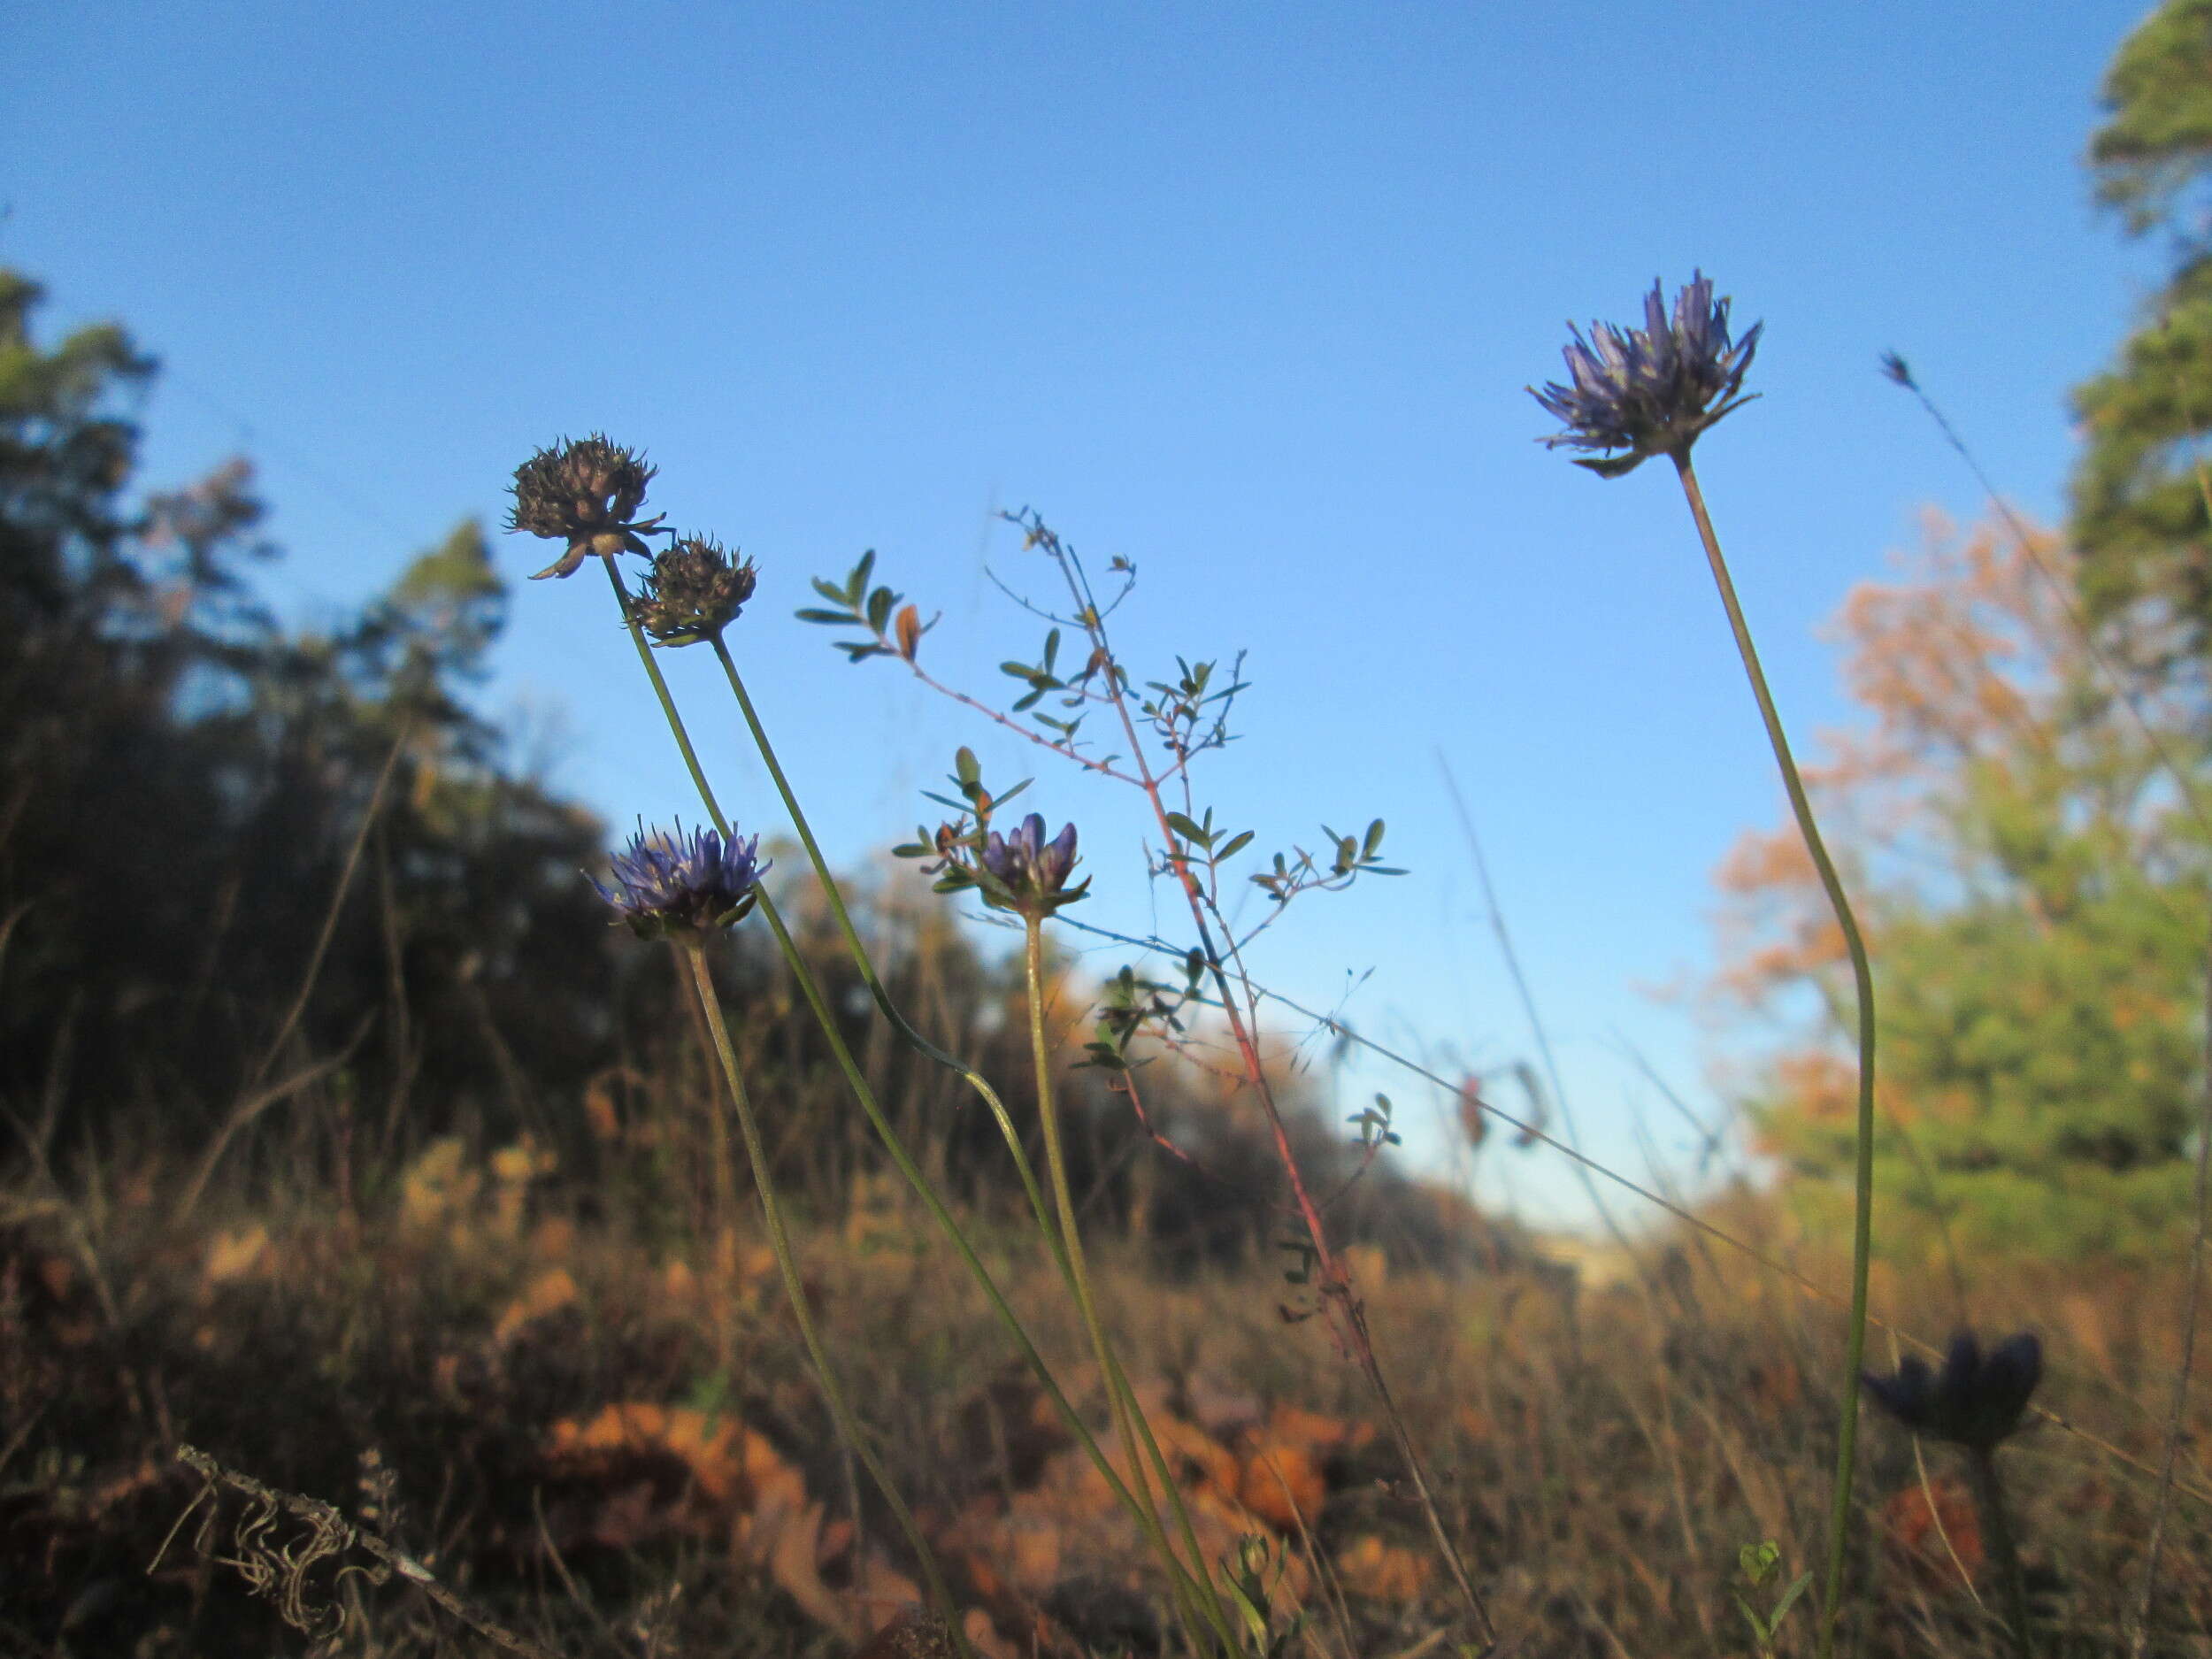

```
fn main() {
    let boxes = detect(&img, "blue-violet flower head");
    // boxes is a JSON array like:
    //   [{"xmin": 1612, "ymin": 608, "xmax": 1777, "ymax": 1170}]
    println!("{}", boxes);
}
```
[
  {"xmin": 1862, "ymin": 1330, "xmax": 2042, "ymax": 1452},
  {"xmin": 592, "ymin": 821, "xmax": 768, "ymax": 941},
  {"xmin": 977, "ymin": 813, "xmax": 1087, "ymax": 920},
  {"xmin": 1530, "ymin": 272, "xmax": 1763, "ymax": 478}
]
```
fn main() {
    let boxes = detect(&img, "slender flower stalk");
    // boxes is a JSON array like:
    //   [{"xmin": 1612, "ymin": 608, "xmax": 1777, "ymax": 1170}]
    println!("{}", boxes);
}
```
[
  {"xmin": 540, "ymin": 506, "xmax": 1233, "ymax": 1648},
  {"xmin": 1025, "ymin": 519, "xmax": 1500, "ymax": 1644},
  {"xmin": 588, "ymin": 822, "xmax": 968, "ymax": 1647},
  {"xmin": 682, "ymin": 942, "xmax": 969, "ymax": 1647},
  {"xmin": 1022, "ymin": 910, "xmax": 1173, "ymax": 1615},
  {"xmin": 697, "ymin": 638, "xmax": 1235, "ymax": 1648},
  {"xmin": 1535, "ymin": 275, "xmax": 1876, "ymax": 1659},
  {"xmin": 1674, "ymin": 454, "xmax": 1878, "ymax": 1659}
]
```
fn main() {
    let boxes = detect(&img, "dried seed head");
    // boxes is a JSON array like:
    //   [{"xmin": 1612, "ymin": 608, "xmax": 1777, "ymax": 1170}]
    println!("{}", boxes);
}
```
[
  {"xmin": 632, "ymin": 535, "xmax": 758, "ymax": 647},
  {"xmin": 509, "ymin": 435, "xmax": 660, "ymax": 579}
]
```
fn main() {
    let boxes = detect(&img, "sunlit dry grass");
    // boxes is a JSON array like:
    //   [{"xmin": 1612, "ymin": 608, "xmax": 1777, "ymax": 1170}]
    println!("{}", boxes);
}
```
[{"xmin": 4, "ymin": 1134, "xmax": 2205, "ymax": 1657}]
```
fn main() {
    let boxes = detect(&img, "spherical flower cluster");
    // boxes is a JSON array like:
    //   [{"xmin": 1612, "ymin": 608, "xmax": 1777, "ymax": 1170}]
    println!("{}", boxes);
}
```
[
  {"xmin": 631, "ymin": 535, "xmax": 759, "ymax": 647},
  {"xmin": 591, "ymin": 821, "xmax": 769, "ymax": 941},
  {"xmin": 1862, "ymin": 1330, "xmax": 2042, "ymax": 1451},
  {"xmin": 1530, "ymin": 272, "xmax": 1763, "ymax": 477},
  {"xmin": 976, "ymin": 813, "xmax": 1087, "ymax": 921},
  {"xmin": 510, "ymin": 435, "xmax": 662, "ymax": 580}
]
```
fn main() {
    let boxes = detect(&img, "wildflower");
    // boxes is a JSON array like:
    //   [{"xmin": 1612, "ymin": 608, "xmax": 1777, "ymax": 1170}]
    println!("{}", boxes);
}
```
[
  {"xmin": 591, "ymin": 821, "xmax": 769, "ymax": 941},
  {"xmin": 631, "ymin": 535, "xmax": 758, "ymax": 647},
  {"xmin": 1530, "ymin": 271, "xmax": 1763, "ymax": 477},
  {"xmin": 509, "ymin": 434, "xmax": 663, "ymax": 580},
  {"xmin": 1863, "ymin": 1330, "xmax": 2042, "ymax": 1451},
  {"xmin": 976, "ymin": 813, "xmax": 1088, "ymax": 920}
]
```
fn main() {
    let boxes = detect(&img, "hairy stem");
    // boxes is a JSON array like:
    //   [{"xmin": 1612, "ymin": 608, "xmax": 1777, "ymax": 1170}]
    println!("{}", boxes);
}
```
[{"xmin": 1673, "ymin": 453, "xmax": 1878, "ymax": 1659}]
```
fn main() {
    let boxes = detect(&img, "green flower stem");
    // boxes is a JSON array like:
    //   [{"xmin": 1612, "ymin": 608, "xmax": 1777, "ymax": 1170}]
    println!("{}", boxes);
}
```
[
  {"xmin": 707, "ymin": 636, "xmax": 1056, "ymax": 1233},
  {"xmin": 608, "ymin": 588, "xmax": 1227, "ymax": 1646},
  {"xmin": 1023, "ymin": 916, "xmax": 1221, "ymax": 1642},
  {"xmin": 1967, "ymin": 1447, "xmax": 2035, "ymax": 1659},
  {"xmin": 680, "ymin": 942, "xmax": 969, "ymax": 1650},
  {"xmin": 1673, "ymin": 454, "xmax": 1877, "ymax": 1659},
  {"xmin": 606, "ymin": 557, "xmax": 723, "ymax": 825},
  {"xmin": 708, "ymin": 634, "xmax": 1233, "ymax": 1645}
]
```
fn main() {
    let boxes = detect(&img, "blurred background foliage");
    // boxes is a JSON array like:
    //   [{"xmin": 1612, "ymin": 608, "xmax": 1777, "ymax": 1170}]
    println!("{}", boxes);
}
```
[
  {"xmin": 1716, "ymin": 0, "xmax": 2212, "ymax": 1267},
  {"xmin": 0, "ymin": 265, "xmax": 1472, "ymax": 1269},
  {"xmin": 4, "ymin": 4, "xmax": 2212, "ymax": 1275}
]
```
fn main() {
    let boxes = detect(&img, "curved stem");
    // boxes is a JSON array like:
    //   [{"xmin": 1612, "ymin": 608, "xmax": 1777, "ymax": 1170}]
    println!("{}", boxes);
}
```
[
  {"xmin": 681, "ymin": 942, "xmax": 969, "ymax": 1651},
  {"xmin": 1673, "ymin": 454, "xmax": 1878, "ymax": 1659},
  {"xmin": 1036, "ymin": 523, "xmax": 1497, "ymax": 1641},
  {"xmin": 611, "ymin": 606, "xmax": 1225, "ymax": 1639},
  {"xmin": 707, "ymin": 637, "xmax": 1057, "ymax": 1227},
  {"xmin": 710, "ymin": 636, "xmax": 1230, "ymax": 1646}
]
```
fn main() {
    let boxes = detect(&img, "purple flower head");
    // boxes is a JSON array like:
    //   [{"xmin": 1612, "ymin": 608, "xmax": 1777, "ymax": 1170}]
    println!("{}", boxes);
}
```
[
  {"xmin": 976, "ymin": 812, "xmax": 1087, "ymax": 920},
  {"xmin": 509, "ymin": 434, "xmax": 664, "ymax": 580},
  {"xmin": 1863, "ymin": 1330, "xmax": 2042, "ymax": 1452},
  {"xmin": 1530, "ymin": 273, "xmax": 1763, "ymax": 477},
  {"xmin": 591, "ymin": 821, "xmax": 769, "ymax": 941}
]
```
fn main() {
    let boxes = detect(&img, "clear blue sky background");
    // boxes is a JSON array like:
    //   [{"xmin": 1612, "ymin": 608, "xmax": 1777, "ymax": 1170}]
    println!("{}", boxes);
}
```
[{"xmin": 4, "ymin": 1, "xmax": 2163, "ymax": 1228}]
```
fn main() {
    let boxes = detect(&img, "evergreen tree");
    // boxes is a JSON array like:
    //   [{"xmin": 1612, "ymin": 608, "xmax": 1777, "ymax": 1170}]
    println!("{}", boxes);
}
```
[
  {"xmin": 1715, "ymin": 516, "xmax": 2206, "ymax": 1261},
  {"xmin": 2072, "ymin": 0, "xmax": 2212, "ymax": 660}
]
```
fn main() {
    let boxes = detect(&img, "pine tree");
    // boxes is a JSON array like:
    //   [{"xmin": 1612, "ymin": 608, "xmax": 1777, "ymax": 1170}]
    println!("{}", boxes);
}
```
[{"xmin": 2072, "ymin": 0, "xmax": 2212, "ymax": 661}]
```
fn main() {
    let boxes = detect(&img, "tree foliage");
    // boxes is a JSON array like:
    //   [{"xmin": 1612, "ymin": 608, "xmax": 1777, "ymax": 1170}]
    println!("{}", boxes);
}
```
[
  {"xmin": 0, "ymin": 269, "xmax": 615, "ymax": 1160},
  {"xmin": 1715, "ymin": 514, "xmax": 2207, "ymax": 1260},
  {"xmin": 2072, "ymin": 0, "xmax": 2212, "ymax": 651},
  {"xmin": 0, "ymin": 267, "xmax": 1460, "ymax": 1268}
]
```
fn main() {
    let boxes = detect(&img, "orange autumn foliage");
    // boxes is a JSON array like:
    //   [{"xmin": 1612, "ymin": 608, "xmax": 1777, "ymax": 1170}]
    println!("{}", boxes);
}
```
[{"xmin": 1879, "ymin": 1477, "xmax": 1984, "ymax": 1591}]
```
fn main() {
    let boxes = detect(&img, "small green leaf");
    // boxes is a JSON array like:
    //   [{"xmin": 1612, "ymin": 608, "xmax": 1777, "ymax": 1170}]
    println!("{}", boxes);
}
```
[
  {"xmin": 864, "ymin": 586, "xmax": 894, "ymax": 634},
  {"xmin": 1165, "ymin": 811, "xmax": 1207, "ymax": 845},
  {"xmin": 955, "ymin": 748, "xmax": 981, "ymax": 786},
  {"xmin": 1769, "ymin": 1571, "xmax": 1813, "ymax": 1626},
  {"xmin": 795, "ymin": 607, "xmax": 859, "ymax": 625},
  {"xmin": 1363, "ymin": 818, "xmax": 1386, "ymax": 856},
  {"xmin": 1217, "ymin": 829, "xmax": 1255, "ymax": 861}
]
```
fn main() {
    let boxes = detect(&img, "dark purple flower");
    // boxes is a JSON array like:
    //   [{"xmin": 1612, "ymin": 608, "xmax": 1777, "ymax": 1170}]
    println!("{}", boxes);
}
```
[
  {"xmin": 509, "ymin": 434, "xmax": 664, "ymax": 580},
  {"xmin": 1863, "ymin": 1330, "xmax": 2042, "ymax": 1451},
  {"xmin": 977, "ymin": 813, "xmax": 1087, "ymax": 919},
  {"xmin": 591, "ymin": 821, "xmax": 769, "ymax": 941},
  {"xmin": 1530, "ymin": 272, "xmax": 1763, "ymax": 477}
]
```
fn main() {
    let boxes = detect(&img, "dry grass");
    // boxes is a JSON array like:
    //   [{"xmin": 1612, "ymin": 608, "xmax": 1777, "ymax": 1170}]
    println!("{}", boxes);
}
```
[{"xmin": 2, "ymin": 1140, "xmax": 2207, "ymax": 1658}]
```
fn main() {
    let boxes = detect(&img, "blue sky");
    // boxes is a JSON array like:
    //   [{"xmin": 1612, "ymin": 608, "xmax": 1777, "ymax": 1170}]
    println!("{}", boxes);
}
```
[{"xmin": 4, "ymin": 1, "xmax": 2162, "ymax": 1227}]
